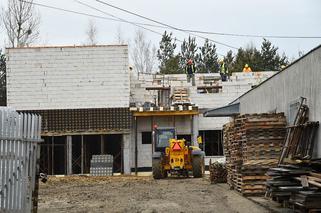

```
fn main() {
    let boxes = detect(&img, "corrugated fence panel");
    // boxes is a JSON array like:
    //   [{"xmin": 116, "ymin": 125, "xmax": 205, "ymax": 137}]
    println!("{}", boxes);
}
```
[{"xmin": 0, "ymin": 107, "xmax": 42, "ymax": 213}]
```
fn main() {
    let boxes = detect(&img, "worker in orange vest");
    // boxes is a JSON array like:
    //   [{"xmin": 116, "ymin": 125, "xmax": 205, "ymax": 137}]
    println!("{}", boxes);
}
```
[{"xmin": 243, "ymin": 64, "xmax": 252, "ymax": 72}]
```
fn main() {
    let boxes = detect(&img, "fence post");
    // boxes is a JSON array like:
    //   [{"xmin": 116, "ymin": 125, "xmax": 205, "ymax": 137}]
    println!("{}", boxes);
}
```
[{"xmin": 0, "ymin": 108, "xmax": 42, "ymax": 213}]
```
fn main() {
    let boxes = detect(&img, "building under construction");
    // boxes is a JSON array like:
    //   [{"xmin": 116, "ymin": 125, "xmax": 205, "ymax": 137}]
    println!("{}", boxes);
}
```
[{"xmin": 5, "ymin": 45, "xmax": 276, "ymax": 175}]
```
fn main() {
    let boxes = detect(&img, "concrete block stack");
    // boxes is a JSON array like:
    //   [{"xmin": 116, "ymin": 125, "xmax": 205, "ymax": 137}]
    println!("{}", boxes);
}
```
[
  {"xmin": 90, "ymin": 155, "xmax": 114, "ymax": 176},
  {"xmin": 223, "ymin": 113, "xmax": 287, "ymax": 196}
]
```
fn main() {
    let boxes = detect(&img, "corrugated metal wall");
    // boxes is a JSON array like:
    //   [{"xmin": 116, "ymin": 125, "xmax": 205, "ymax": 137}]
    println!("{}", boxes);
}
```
[{"xmin": 238, "ymin": 46, "xmax": 321, "ymax": 157}]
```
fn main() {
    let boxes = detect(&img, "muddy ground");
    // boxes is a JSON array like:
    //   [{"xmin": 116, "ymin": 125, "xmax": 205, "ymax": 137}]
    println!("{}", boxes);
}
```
[{"xmin": 38, "ymin": 175, "xmax": 268, "ymax": 213}]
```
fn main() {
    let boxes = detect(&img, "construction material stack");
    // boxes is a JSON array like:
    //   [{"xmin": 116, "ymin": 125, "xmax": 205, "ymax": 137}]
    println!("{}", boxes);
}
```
[
  {"xmin": 171, "ymin": 87, "xmax": 190, "ymax": 105},
  {"xmin": 223, "ymin": 122, "xmax": 234, "ymax": 187},
  {"xmin": 209, "ymin": 161, "xmax": 227, "ymax": 184},
  {"xmin": 223, "ymin": 113, "xmax": 287, "ymax": 196},
  {"xmin": 265, "ymin": 99, "xmax": 321, "ymax": 212},
  {"xmin": 90, "ymin": 155, "xmax": 114, "ymax": 176}
]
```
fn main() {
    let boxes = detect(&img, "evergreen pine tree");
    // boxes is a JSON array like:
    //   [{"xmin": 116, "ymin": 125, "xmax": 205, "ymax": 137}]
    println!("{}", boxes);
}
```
[
  {"xmin": 260, "ymin": 38, "xmax": 288, "ymax": 71},
  {"xmin": 157, "ymin": 31, "xmax": 181, "ymax": 74},
  {"xmin": 231, "ymin": 46, "xmax": 262, "ymax": 72},
  {"xmin": 180, "ymin": 36, "xmax": 198, "ymax": 70},
  {"xmin": 196, "ymin": 39, "xmax": 219, "ymax": 73}
]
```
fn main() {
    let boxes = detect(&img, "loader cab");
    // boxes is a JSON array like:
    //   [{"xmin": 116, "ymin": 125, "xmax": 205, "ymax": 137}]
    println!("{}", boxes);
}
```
[{"xmin": 153, "ymin": 127, "xmax": 176, "ymax": 153}]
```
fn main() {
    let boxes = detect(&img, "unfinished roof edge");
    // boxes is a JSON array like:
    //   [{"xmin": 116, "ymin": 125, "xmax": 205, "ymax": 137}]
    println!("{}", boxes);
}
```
[
  {"xmin": 6, "ymin": 44, "xmax": 128, "ymax": 50},
  {"xmin": 203, "ymin": 103, "xmax": 240, "ymax": 117},
  {"xmin": 229, "ymin": 44, "xmax": 321, "ymax": 105}
]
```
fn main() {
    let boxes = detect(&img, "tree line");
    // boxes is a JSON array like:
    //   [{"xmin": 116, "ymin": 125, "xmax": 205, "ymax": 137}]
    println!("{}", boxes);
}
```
[{"xmin": 157, "ymin": 31, "xmax": 289, "ymax": 74}]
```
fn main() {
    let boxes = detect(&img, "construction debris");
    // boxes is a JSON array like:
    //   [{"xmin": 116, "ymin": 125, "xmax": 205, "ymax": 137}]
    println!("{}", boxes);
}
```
[
  {"xmin": 279, "ymin": 98, "xmax": 319, "ymax": 164},
  {"xmin": 224, "ymin": 113, "xmax": 287, "ymax": 196},
  {"xmin": 266, "ymin": 165, "xmax": 321, "ymax": 212},
  {"xmin": 266, "ymin": 101, "xmax": 321, "ymax": 212},
  {"xmin": 209, "ymin": 161, "xmax": 227, "ymax": 184}
]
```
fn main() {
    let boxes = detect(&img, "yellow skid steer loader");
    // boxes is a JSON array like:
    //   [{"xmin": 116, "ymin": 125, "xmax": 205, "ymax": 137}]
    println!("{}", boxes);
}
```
[{"xmin": 152, "ymin": 127, "xmax": 205, "ymax": 179}]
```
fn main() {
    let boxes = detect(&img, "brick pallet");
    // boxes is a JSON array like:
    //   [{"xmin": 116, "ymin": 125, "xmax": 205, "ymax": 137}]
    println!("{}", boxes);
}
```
[{"xmin": 224, "ymin": 113, "xmax": 286, "ymax": 196}]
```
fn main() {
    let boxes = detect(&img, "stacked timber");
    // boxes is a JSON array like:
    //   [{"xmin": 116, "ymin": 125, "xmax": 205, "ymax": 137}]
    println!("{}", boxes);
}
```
[
  {"xmin": 171, "ymin": 88, "xmax": 191, "ymax": 105},
  {"xmin": 223, "ymin": 122, "xmax": 234, "ymax": 187},
  {"xmin": 224, "ymin": 113, "xmax": 287, "ymax": 196},
  {"xmin": 209, "ymin": 161, "xmax": 227, "ymax": 184},
  {"xmin": 266, "ymin": 166, "xmax": 321, "ymax": 212},
  {"xmin": 265, "ymin": 101, "xmax": 321, "ymax": 212}
]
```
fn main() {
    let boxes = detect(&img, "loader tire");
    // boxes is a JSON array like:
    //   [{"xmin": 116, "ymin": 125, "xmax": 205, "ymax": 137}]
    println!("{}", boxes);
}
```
[
  {"xmin": 152, "ymin": 159, "xmax": 163, "ymax": 179},
  {"xmin": 192, "ymin": 156, "xmax": 204, "ymax": 178}
]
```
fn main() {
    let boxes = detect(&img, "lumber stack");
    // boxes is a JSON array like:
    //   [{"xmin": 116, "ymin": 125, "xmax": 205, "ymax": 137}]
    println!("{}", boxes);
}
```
[
  {"xmin": 264, "ymin": 100, "xmax": 321, "ymax": 212},
  {"xmin": 266, "ymin": 166, "xmax": 321, "ymax": 212},
  {"xmin": 224, "ymin": 113, "xmax": 287, "ymax": 196},
  {"xmin": 171, "ymin": 87, "xmax": 191, "ymax": 105},
  {"xmin": 223, "ymin": 122, "xmax": 234, "ymax": 187},
  {"xmin": 209, "ymin": 161, "xmax": 227, "ymax": 184}
]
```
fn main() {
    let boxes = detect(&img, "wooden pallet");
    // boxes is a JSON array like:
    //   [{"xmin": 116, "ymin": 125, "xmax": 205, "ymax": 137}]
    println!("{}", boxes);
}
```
[{"xmin": 223, "ymin": 113, "xmax": 287, "ymax": 196}]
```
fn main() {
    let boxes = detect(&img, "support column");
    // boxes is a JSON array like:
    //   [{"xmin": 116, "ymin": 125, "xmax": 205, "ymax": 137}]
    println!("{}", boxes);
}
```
[
  {"xmin": 100, "ymin": 135, "xmax": 105, "ymax": 154},
  {"xmin": 81, "ymin": 135, "xmax": 84, "ymax": 174},
  {"xmin": 51, "ymin": 136, "xmax": 54, "ymax": 175},
  {"xmin": 134, "ymin": 117, "xmax": 138, "ymax": 175},
  {"xmin": 66, "ymin": 135, "xmax": 73, "ymax": 175},
  {"xmin": 191, "ymin": 115, "xmax": 199, "ymax": 146},
  {"xmin": 122, "ymin": 134, "xmax": 131, "ymax": 174}
]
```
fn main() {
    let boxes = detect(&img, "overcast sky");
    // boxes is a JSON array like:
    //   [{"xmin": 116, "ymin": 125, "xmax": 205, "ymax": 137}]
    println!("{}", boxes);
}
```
[{"xmin": 1, "ymin": 0, "xmax": 321, "ymax": 60}]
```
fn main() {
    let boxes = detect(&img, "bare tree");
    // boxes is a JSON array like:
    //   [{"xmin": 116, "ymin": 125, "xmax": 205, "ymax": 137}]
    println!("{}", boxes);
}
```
[
  {"xmin": 115, "ymin": 25, "xmax": 125, "ymax": 45},
  {"xmin": 85, "ymin": 19, "xmax": 98, "ymax": 45},
  {"xmin": 2, "ymin": 0, "xmax": 40, "ymax": 47},
  {"xmin": 131, "ymin": 29, "xmax": 157, "ymax": 73}
]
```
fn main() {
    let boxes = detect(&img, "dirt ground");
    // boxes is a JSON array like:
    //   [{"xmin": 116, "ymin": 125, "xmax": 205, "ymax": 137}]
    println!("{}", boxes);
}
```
[{"xmin": 38, "ymin": 175, "xmax": 268, "ymax": 213}]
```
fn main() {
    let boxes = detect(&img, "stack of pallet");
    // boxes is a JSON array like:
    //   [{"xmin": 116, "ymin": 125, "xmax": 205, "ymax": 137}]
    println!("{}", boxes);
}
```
[
  {"xmin": 224, "ymin": 113, "xmax": 287, "ymax": 196},
  {"xmin": 171, "ymin": 87, "xmax": 191, "ymax": 105},
  {"xmin": 223, "ymin": 122, "xmax": 234, "ymax": 187}
]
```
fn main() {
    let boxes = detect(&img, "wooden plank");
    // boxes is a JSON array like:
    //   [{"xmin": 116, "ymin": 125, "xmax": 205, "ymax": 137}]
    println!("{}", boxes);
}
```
[{"xmin": 133, "ymin": 110, "xmax": 199, "ymax": 117}]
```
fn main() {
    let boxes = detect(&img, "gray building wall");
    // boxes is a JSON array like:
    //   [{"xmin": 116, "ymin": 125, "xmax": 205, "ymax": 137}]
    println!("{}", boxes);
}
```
[{"xmin": 238, "ymin": 45, "xmax": 321, "ymax": 157}]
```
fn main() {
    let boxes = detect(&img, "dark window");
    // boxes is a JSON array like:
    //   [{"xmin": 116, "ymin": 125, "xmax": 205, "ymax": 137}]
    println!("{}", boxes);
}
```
[
  {"xmin": 177, "ymin": 134, "xmax": 191, "ymax": 143},
  {"xmin": 142, "ymin": 132, "xmax": 152, "ymax": 144},
  {"xmin": 199, "ymin": 130, "xmax": 223, "ymax": 156}
]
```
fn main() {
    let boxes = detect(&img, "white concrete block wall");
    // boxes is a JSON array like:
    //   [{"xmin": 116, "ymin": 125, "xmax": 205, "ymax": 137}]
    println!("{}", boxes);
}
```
[
  {"xmin": 130, "ymin": 72, "xmax": 276, "ymax": 110},
  {"xmin": 129, "ymin": 72, "xmax": 277, "ymax": 168},
  {"xmin": 6, "ymin": 45, "xmax": 129, "ymax": 110},
  {"xmin": 198, "ymin": 115, "xmax": 230, "ymax": 130}
]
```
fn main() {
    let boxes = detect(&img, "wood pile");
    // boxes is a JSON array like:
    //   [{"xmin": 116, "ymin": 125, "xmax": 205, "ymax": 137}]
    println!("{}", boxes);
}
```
[
  {"xmin": 266, "ymin": 99, "xmax": 321, "ymax": 212},
  {"xmin": 279, "ymin": 99, "xmax": 319, "ymax": 164},
  {"xmin": 224, "ymin": 113, "xmax": 287, "ymax": 196},
  {"xmin": 171, "ymin": 88, "xmax": 191, "ymax": 105},
  {"xmin": 209, "ymin": 161, "xmax": 227, "ymax": 184},
  {"xmin": 266, "ymin": 166, "xmax": 321, "ymax": 212}
]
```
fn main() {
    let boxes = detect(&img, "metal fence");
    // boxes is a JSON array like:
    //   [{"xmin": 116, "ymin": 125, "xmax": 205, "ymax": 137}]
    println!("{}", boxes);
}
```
[{"xmin": 0, "ymin": 108, "xmax": 42, "ymax": 213}]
